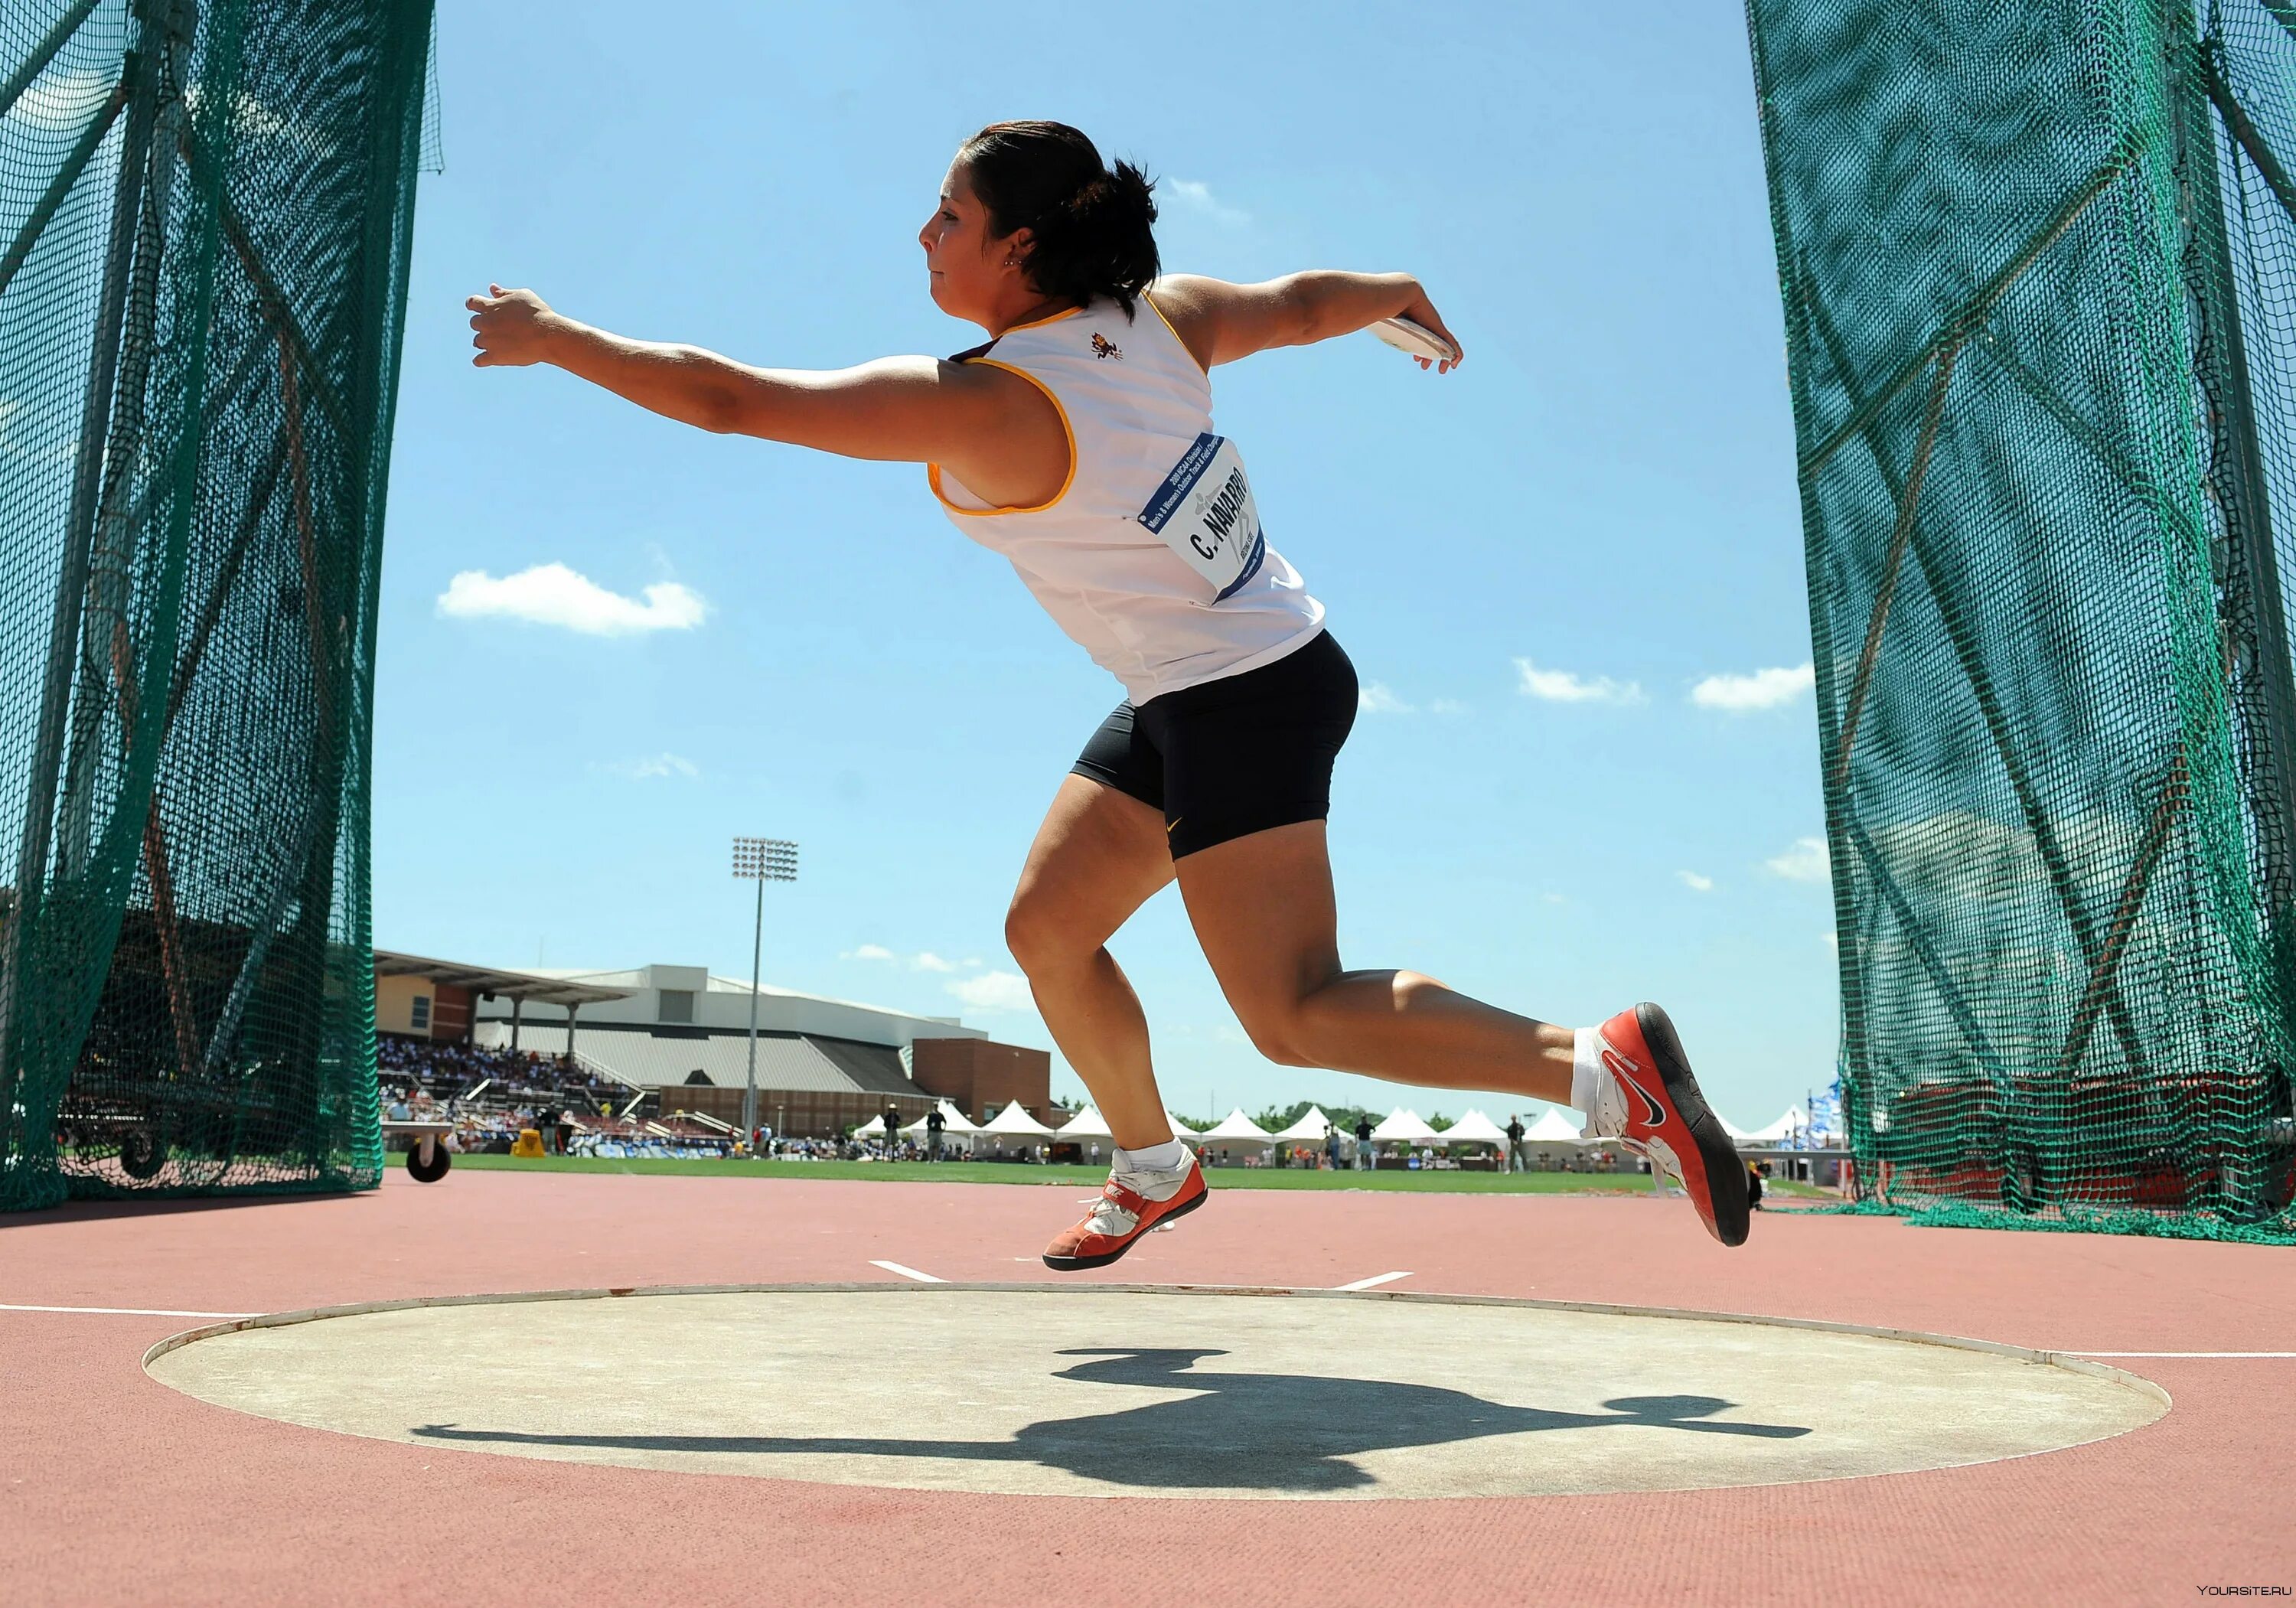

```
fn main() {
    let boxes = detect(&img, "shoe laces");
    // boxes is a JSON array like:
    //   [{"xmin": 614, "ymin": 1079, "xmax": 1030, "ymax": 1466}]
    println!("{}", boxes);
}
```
[
  {"xmin": 1078, "ymin": 1161, "xmax": 1186, "ymax": 1237},
  {"xmin": 1581, "ymin": 1041, "xmax": 1632, "ymax": 1141}
]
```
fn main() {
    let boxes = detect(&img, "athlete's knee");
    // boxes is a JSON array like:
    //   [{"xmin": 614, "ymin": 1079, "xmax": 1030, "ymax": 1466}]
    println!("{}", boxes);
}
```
[
  {"xmin": 1237, "ymin": 1006, "xmax": 1317, "ymax": 1068},
  {"xmin": 1003, "ymin": 895, "xmax": 1093, "ymax": 977}
]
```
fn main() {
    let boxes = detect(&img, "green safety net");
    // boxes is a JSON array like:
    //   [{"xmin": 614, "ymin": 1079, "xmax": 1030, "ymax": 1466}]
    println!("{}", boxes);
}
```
[
  {"xmin": 0, "ymin": 0, "xmax": 433, "ymax": 1209},
  {"xmin": 1746, "ymin": 0, "xmax": 2296, "ymax": 1239}
]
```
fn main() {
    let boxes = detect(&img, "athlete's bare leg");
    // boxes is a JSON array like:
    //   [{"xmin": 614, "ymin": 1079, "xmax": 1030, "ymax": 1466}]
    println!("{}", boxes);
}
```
[
  {"xmin": 1004, "ymin": 775, "xmax": 1176, "ymax": 1151},
  {"xmin": 1172, "ymin": 818, "xmax": 1577, "ymax": 1101}
]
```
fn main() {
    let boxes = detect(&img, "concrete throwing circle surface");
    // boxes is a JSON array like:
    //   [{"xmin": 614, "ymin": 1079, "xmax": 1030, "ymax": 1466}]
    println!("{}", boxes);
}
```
[{"xmin": 147, "ymin": 1287, "xmax": 2165, "ymax": 1500}]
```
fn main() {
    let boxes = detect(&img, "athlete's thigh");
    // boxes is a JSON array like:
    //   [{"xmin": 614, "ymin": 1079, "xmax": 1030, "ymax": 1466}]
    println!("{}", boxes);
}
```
[
  {"xmin": 1172, "ymin": 819, "xmax": 1342, "ymax": 1018},
  {"xmin": 1009, "ymin": 772, "xmax": 1176, "ymax": 948}
]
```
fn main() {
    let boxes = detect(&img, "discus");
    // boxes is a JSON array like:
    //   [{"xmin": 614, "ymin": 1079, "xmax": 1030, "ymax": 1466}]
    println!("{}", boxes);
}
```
[{"xmin": 1372, "ymin": 315, "xmax": 1460, "ymax": 365}]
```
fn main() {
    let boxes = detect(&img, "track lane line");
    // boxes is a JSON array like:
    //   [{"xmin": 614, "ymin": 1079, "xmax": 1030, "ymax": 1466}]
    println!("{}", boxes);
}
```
[
  {"xmin": 868, "ymin": 1261, "xmax": 944, "ymax": 1283},
  {"xmin": 1332, "ymin": 1271, "xmax": 1413, "ymax": 1291}
]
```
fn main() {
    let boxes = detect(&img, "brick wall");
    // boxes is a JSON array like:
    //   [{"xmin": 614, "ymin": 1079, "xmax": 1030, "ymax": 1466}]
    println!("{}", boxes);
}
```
[{"xmin": 908, "ymin": 1038, "xmax": 1053, "ymax": 1125}]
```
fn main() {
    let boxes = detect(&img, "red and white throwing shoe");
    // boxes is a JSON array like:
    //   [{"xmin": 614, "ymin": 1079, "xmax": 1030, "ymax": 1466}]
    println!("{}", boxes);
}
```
[
  {"xmin": 1042, "ymin": 1152, "xmax": 1208, "ymax": 1271},
  {"xmin": 1583, "ymin": 1003, "xmax": 1750, "ymax": 1248}
]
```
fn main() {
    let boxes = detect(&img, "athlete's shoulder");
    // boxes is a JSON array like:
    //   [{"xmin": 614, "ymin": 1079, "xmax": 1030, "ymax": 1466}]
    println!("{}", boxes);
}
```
[{"xmin": 1144, "ymin": 275, "xmax": 1307, "ymax": 369}]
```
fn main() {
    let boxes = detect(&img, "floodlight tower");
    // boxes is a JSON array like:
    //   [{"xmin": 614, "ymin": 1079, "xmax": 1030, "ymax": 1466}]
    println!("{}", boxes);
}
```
[{"xmin": 730, "ymin": 837, "xmax": 799, "ymax": 1142}]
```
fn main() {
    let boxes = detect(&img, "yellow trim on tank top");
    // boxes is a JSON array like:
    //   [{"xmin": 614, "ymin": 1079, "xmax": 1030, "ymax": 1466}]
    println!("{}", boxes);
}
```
[
  {"xmin": 925, "ymin": 357, "xmax": 1078, "ymax": 516},
  {"xmin": 1142, "ymin": 289, "xmax": 1208, "ymax": 377},
  {"xmin": 1000, "ymin": 303, "xmax": 1084, "ymax": 334}
]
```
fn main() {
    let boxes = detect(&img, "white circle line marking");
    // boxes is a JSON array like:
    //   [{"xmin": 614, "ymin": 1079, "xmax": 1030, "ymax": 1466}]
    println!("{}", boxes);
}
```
[
  {"xmin": 1, "ymin": 1303, "xmax": 261, "ymax": 1319},
  {"xmin": 2067, "ymin": 1351, "xmax": 2296, "ymax": 1358}
]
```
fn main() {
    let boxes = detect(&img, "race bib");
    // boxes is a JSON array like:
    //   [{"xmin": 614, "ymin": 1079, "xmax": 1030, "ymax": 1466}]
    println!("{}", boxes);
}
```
[{"xmin": 1137, "ymin": 432, "xmax": 1267, "ymax": 602}]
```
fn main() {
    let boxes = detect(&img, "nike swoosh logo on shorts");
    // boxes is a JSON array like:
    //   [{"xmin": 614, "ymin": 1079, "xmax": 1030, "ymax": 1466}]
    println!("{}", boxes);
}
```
[{"xmin": 1603, "ymin": 1047, "xmax": 1666, "ymax": 1129}]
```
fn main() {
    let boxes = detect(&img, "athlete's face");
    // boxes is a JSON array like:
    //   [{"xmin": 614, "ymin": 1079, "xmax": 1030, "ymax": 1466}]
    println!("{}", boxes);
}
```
[{"xmin": 920, "ymin": 161, "xmax": 1029, "ymax": 326}]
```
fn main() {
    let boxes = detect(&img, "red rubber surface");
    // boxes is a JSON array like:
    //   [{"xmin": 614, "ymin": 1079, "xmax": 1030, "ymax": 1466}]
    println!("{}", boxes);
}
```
[{"xmin": 5, "ymin": 1169, "xmax": 2291, "ymax": 1606}]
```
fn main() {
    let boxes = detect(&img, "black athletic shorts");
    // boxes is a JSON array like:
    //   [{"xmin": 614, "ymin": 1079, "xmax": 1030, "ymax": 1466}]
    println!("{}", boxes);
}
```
[{"xmin": 1071, "ymin": 630, "xmax": 1358, "ymax": 859}]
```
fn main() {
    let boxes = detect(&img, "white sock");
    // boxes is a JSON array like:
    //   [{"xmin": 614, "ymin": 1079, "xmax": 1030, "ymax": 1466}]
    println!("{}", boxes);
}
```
[
  {"xmin": 1570, "ymin": 1027, "xmax": 1605, "ymax": 1114},
  {"xmin": 1116, "ymin": 1138, "xmax": 1189, "ymax": 1174},
  {"xmin": 1570, "ymin": 1026, "xmax": 1626, "ymax": 1138}
]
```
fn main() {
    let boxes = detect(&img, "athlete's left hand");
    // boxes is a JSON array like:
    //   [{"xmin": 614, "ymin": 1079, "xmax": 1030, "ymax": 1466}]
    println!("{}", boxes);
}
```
[
  {"xmin": 466, "ymin": 284, "xmax": 561, "ymax": 367},
  {"xmin": 1399, "ymin": 289, "xmax": 1463, "ymax": 373}
]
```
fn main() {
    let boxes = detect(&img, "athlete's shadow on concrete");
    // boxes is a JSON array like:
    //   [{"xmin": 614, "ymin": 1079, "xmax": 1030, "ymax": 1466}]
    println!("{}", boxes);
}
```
[{"xmin": 413, "ymin": 1346, "xmax": 1812, "ymax": 1492}]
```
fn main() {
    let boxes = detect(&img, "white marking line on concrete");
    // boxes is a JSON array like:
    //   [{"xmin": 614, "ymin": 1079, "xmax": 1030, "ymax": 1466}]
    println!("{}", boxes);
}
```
[
  {"xmin": 1332, "ymin": 1271, "xmax": 1413, "ymax": 1292},
  {"xmin": 868, "ymin": 1261, "xmax": 945, "ymax": 1284},
  {"xmin": 2069, "ymin": 1350, "xmax": 2296, "ymax": 1358},
  {"xmin": 0, "ymin": 1303, "xmax": 259, "ymax": 1319}
]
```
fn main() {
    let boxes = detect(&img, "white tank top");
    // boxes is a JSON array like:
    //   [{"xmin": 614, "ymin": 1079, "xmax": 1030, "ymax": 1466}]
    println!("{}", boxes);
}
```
[{"xmin": 926, "ymin": 289, "xmax": 1326, "ymax": 705}]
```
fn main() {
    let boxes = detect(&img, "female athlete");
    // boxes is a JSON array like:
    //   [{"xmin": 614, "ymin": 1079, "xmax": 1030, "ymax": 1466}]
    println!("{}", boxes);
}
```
[{"xmin": 467, "ymin": 120, "xmax": 1750, "ymax": 1264}]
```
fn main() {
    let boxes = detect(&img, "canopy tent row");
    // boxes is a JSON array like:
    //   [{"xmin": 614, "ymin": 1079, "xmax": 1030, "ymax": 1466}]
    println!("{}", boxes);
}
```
[
  {"xmin": 1270, "ymin": 1106, "xmax": 1336, "ymax": 1142},
  {"xmin": 1057, "ymin": 1106, "xmax": 1114, "ymax": 1140},
  {"xmin": 1430, "ymin": 1109, "xmax": 1509, "ymax": 1147},
  {"xmin": 980, "ymin": 1100, "xmax": 1058, "ymax": 1138},
  {"xmin": 1369, "ymin": 1108, "xmax": 1440, "ymax": 1143},
  {"xmin": 1195, "ymin": 1109, "xmax": 1277, "ymax": 1146}
]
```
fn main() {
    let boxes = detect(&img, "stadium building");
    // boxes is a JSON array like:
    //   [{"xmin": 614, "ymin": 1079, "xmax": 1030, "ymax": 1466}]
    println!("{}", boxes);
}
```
[{"xmin": 372, "ymin": 953, "xmax": 1057, "ymax": 1137}]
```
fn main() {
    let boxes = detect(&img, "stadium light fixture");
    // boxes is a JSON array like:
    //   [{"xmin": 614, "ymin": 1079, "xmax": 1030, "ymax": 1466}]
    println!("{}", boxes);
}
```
[{"xmin": 732, "ymin": 837, "xmax": 799, "ymax": 1140}]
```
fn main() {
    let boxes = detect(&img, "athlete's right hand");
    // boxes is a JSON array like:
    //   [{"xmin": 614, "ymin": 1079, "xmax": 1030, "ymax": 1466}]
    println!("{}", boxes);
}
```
[
  {"xmin": 1397, "ymin": 289, "xmax": 1463, "ymax": 373},
  {"xmin": 467, "ymin": 284, "xmax": 559, "ymax": 367}
]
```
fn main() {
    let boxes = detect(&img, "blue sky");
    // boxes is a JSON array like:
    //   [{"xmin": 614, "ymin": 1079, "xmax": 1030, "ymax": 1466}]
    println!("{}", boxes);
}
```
[{"xmin": 376, "ymin": 0, "xmax": 1840, "ymax": 1127}]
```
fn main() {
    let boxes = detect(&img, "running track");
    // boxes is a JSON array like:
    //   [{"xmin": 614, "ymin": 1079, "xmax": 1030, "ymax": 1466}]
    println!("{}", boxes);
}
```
[{"xmin": 4, "ymin": 1169, "xmax": 2291, "ymax": 1606}]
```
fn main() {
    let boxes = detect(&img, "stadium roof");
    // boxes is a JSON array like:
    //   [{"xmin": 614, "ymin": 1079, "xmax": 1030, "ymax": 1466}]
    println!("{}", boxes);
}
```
[
  {"xmin": 373, "ymin": 950, "xmax": 631, "ymax": 1009},
  {"xmin": 474, "ymin": 1019, "xmax": 916, "ymax": 1098}
]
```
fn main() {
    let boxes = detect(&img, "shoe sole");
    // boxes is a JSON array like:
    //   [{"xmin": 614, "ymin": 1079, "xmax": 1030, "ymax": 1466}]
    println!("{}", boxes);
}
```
[
  {"xmin": 1042, "ymin": 1186, "xmax": 1208, "ymax": 1272},
  {"xmin": 1636, "ymin": 1002, "xmax": 1752, "ymax": 1248}
]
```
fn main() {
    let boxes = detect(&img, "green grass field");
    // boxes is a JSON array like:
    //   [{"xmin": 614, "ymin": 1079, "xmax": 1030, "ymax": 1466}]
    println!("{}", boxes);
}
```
[{"xmin": 444, "ymin": 1153, "xmax": 1831, "ymax": 1197}]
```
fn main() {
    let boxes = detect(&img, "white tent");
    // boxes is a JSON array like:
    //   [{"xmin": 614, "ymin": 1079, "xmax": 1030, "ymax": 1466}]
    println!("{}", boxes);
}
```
[
  {"xmin": 1195, "ymin": 1108, "xmax": 1275, "ymax": 1145},
  {"xmin": 1166, "ymin": 1111, "xmax": 1205, "ymax": 1143},
  {"xmin": 1370, "ymin": 1107, "xmax": 1438, "ymax": 1143},
  {"xmin": 1525, "ymin": 1108, "xmax": 1590, "ymax": 1144},
  {"xmin": 1742, "ymin": 1106, "xmax": 1810, "ymax": 1145},
  {"xmin": 980, "ymin": 1099, "xmax": 1057, "ymax": 1138},
  {"xmin": 1717, "ymin": 1111, "xmax": 1754, "ymax": 1141},
  {"xmin": 851, "ymin": 1115, "xmax": 888, "ymax": 1137},
  {"xmin": 1432, "ymin": 1109, "xmax": 1508, "ymax": 1147},
  {"xmin": 1057, "ymin": 1105, "xmax": 1114, "ymax": 1140},
  {"xmin": 1270, "ymin": 1105, "xmax": 1334, "ymax": 1142}
]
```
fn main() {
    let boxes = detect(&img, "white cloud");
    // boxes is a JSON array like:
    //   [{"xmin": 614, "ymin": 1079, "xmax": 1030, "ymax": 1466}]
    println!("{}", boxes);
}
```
[
  {"xmin": 947, "ymin": 970, "xmax": 1035, "ymax": 1014},
  {"xmin": 1515, "ymin": 657, "xmax": 1645, "ymax": 706},
  {"xmin": 1427, "ymin": 699, "xmax": 1469, "ymax": 717},
  {"xmin": 437, "ymin": 563, "xmax": 706, "ymax": 637},
  {"xmin": 595, "ymin": 752, "xmax": 697, "ymax": 780},
  {"xmin": 961, "ymin": 957, "xmax": 983, "ymax": 968},
  {"xmin": 1165, "ymin": 178, "xmax": 1251, "ymax": 226},
  {"xmin": 912, "ymin": 951, "xmax": 957, "ymax": 974},
  {"xmin": 842, "ymin": 944, "xmax": 896, "ymax": 961},
  {"xmin": 1677, "ymin": 871, "xmax": 1714, "ymax": 892},
  {"xmin": 1691, "ymin": 662, "xmax": 1815, "ymax": 713},
  {"xmin": 1543, "ymin": 892, "xmax": 1567, "ymax": 905},
  {"xmin": 1765, "ymin": 837, "xmax": 1832, "ymax": 882},
  {"xmin": 1823, "ymin": 931, "xmax": 1839, "ymax": 952},
  {"xmin": 1359, "ymin": 682, "xmax": 1414, "ymax": 715}
]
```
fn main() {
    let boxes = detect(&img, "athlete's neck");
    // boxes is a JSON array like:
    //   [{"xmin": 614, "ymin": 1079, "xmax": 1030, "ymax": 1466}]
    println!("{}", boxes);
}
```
[{"xmin": 986, "ymin": 293, "xmax": 1081, "ymax": 338}]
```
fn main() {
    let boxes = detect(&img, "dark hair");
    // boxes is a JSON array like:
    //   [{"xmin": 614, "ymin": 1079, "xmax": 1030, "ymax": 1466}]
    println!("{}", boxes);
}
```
[{"xmin": 957, "ymin": 121, "xmax": 1159, "ymax": 319}]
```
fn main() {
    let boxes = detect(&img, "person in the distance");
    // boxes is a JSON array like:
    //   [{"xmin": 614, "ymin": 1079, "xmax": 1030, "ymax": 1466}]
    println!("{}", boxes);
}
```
[{"xmin": 466, "ymin": 120, "xmax": 1749, "ymax": 1267}]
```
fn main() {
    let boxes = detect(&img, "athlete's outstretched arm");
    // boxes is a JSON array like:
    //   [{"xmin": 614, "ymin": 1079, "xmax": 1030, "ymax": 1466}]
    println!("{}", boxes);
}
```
[
  {"xmin": 1149, "ymin": 272, "xmax": 1463, "ymax": 372},
  {"xmin": 463, "ymin": 285, "xmax": 999, "ymax": 463}
]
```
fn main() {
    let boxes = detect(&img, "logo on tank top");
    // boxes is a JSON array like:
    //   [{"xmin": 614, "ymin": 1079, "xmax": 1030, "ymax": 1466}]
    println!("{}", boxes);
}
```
[{"xmin": 1091, "ymin": 332, "xmax": 1124, "ymax": 360}]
